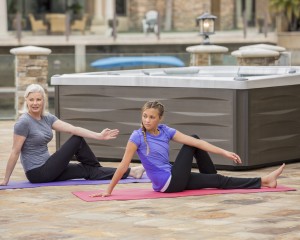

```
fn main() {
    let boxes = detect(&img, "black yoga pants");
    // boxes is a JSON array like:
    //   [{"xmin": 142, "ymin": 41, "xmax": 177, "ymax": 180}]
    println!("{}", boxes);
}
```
[
  {"xmin": 165, "ymin": 135, "xmax": 261, "ymax": 193},
  {"xmin": 26, "ymin": 135, "xmax": 130, "ymax": 183}
]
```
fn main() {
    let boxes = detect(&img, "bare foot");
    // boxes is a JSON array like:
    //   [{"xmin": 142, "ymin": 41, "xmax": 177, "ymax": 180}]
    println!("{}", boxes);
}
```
[
  {"xmin": 129, "ymin": 165, "xmax": 145, "ymax": 179},
  {"xmin": 261, "ymin": 163, "xmax": 285, "ymax": 188}
]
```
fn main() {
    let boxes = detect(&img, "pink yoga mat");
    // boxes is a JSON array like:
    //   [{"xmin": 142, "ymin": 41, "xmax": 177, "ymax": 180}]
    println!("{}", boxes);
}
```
[{"xmin": 72, "ymin": 185, "xmax": 296, "ymax": 202}]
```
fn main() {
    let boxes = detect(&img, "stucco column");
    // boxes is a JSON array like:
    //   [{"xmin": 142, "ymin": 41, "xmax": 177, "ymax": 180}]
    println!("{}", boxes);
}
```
[
  {"xmin": 10, "ymin": 46, "xmax": 52, "ymax": 118},
  {"xmin": 0, "ymin": 0, "xmax": 8, "ymax": 36},
  {"xmin": 105, "ymin": 0, "xmax": 114, "ymax": 20},
  {"xmin": 75, "ymin": 44, "xmax": 86, "ymax": 73},
  {"xmin": 90, "ymin": 0, "xmax": 106, "ymax": 34},
  {"xmin": 186, "ymin": 45, "xmax": 228, "ymax": 66}
]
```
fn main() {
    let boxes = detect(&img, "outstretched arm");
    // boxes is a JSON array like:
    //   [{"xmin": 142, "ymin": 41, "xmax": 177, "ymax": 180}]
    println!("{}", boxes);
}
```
[
  {"xmin": 52, "ymin": 119, "xmax": 119, "ymax": 141},
  {"xmin": 91, "ymin": 141, "xmax": 137, "ymax": 197},
  {"xmin": 0, "ymin": 134, "xmax": 26, "ymax": 185},
  {"xmin": 172, "ymin": 131, "xmax": 242, "ymax": 164}
]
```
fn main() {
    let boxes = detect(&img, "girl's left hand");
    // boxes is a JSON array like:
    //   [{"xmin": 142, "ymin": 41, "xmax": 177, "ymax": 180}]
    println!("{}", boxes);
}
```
[
  {"xmin": 225, "ymin": 151, "xmax": 242, "ymax": 164},
  {"xmin": 99, "ymin": 128, "xmax": 119, "ymax": 140}
]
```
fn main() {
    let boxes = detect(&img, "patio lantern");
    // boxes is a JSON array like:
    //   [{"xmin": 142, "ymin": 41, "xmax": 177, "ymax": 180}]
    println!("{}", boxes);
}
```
[{"xmin": 196, "ymin": 12, "xmax": 217, "ymax": 45}]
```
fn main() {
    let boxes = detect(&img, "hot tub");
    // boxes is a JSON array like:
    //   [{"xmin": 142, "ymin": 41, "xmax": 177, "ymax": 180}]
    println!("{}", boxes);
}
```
[{"xmin": 51, "ymin": 66, "xmax": 300, "ymax": 169}]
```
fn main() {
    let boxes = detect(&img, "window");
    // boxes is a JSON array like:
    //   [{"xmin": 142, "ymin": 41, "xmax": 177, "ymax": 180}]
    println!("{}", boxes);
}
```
[{"xmin": 116, "ymin": 0, "xmax": 126, "ymax": 16}]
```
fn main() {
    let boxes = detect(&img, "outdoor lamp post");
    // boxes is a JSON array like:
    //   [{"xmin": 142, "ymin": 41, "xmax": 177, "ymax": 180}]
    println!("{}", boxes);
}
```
[
  {"xmin": 196, "ymin": 12, "xmax": 217, "ymax": 45},
  {"xmin": 187, "ymin": 13, "xmax": 227, "ymax": 66}
]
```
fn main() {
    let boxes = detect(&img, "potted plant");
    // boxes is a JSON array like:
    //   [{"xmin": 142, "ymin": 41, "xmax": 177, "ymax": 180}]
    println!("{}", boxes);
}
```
[
  {"xmin": 269, "ymin": 0, "xmax": 300, "ymax": 50},
  {"xmin": 269, "ymin": 0, "xmax": 300, "ymax": 32},
  {"xmin": 67, "ymin": 1, "xmax": 83, "ymax": 19}
]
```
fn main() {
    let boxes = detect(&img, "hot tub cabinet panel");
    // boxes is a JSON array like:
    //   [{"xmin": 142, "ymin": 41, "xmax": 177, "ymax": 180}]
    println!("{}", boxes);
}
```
[
  {"xmin": 51, "ymin": 66, "xmax": 300, "ymax": 169},
  {"xmin": 246, "ymin": 86, "xmax": 300, "ymax": 166},
  {"xmin": 55, "ymin": 85, "xmax": 235, "ymax": 166}
]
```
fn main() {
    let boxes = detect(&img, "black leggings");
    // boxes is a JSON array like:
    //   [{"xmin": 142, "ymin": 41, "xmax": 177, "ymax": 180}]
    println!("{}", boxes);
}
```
[
  {"xmin": 165, "ymin": 135, "xmax": 261, "ymax": 193},
  {"xmin": 26, "ymin": 135, "xmax": 130, "ymax": 183}
]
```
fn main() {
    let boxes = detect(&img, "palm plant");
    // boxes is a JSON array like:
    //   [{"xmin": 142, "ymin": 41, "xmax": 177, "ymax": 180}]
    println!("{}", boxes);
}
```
[{"xmin": 269, "ymin": 0, "xmax": 300, "ymax": 31}]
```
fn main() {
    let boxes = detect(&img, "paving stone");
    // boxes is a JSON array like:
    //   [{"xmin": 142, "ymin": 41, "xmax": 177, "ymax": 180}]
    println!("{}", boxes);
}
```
[{"xmin": 0, "ymin": 120, "xmax": 299, "ymax": 239}]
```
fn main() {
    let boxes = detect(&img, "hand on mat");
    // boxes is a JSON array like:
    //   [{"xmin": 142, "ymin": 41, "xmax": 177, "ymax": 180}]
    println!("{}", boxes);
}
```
[
  {"xmin": 99, "ymin": 128, "xmax": 119, "ymax": 140},
  {"xmin": 224, "ymin": 151, "xmax": 242, "ymax": 164},
  {"xmin": 90, "ymin": 191, "xmax": 111, "ymax": 198}
]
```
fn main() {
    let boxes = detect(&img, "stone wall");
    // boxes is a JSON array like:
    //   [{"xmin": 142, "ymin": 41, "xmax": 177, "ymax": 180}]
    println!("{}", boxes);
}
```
[
  {"xmin": 128, "ymin": 0, "xmax": 161, "ymax": 30},
  {"xmin": 173, "ymin": 0, "xmax": 209, "ymax": 31},
  {"xmin": 127, "ymin": 0, "xmax": 236, "ymax": 32},
  {"xmin": 219, "ymin": 0, "xmax": 234, "ymax": 30}
]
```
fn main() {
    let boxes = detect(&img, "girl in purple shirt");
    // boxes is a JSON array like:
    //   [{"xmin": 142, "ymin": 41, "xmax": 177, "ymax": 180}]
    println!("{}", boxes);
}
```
[{"xmin": 95, "ymin": 100, "xmax": 285, "ymax": 197}]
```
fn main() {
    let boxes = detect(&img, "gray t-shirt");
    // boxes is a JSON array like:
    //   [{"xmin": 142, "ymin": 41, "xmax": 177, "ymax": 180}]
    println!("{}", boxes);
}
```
[{"xmin": 14, "ymin": 113, "xmax": 58, "ymax": 172}]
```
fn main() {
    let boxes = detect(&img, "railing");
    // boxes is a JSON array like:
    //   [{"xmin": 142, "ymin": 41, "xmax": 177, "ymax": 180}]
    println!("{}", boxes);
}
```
[
  {"xmin": 0, "ymin": 52, "xmax": 194, "ymax": 119},
  {"xmin": 8, "ymin": 12, "xmax": 163, "ymax": 42},
  {"xmin": 2, "ymin": 49, "xmax": 300, "ymax": 120},
  {"xmin": 6, "ymin": 10, "xmax": 273, "ymax": 42}
]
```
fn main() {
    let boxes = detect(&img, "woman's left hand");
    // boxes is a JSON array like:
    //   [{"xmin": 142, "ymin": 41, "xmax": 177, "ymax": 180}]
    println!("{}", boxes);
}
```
[
  {"xmin": 224, "ymin": 151, "xmax": 242, "ymax": 164},
  {"xmin": 99, "ymin": 128, "xmax": 119, "ymax": 140}
]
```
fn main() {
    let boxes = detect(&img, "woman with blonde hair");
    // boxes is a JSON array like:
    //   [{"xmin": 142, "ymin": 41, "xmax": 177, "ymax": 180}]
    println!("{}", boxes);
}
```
[{"xmin": 1, "ymin": 84, "xmax": 144, "ymax": 185}]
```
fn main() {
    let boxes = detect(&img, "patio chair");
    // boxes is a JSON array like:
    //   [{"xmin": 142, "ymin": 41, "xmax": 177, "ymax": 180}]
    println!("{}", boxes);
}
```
[
  {"xmin": 47, "ymin": 14, "xmax": 66, "ymax": 34},
  {"xmin": 28, "ymin": 14, "xmax": 47, "ymax": 34},
  {"xmin": 71, "ymin": 14, "xmax": 88, "ymax": 34},
  {"xmin": 142, "ymin": 10, "xmax": 158, "ymax": 34}
]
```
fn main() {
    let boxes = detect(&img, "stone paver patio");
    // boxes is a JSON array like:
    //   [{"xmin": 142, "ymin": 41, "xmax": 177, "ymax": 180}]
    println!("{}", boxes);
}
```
[{"xmin": 0, "ymin": 120, "xmax": 299, "ymax": 240}]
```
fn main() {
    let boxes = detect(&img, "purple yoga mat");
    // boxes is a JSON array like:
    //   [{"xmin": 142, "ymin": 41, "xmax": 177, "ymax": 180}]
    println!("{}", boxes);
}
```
[{"xmin": 0, "ymin": 174, "xmax": 150, "ymax": 190}]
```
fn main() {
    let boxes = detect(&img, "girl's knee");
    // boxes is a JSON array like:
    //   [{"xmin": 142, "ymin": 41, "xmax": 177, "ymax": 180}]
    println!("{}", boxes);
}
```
[{"xmin": 190, "ymin": 134, "xmax": 200, "ymax": 139}]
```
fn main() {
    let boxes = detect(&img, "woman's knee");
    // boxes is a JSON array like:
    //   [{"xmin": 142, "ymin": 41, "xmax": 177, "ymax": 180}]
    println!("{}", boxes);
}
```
[
  {"xmin": 69, "ymin": 135, "xmax": 83, "ymax": 141},
  {"xmin": 68, "ymin": 135, "xmax": 84, "ymax": 145}
]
